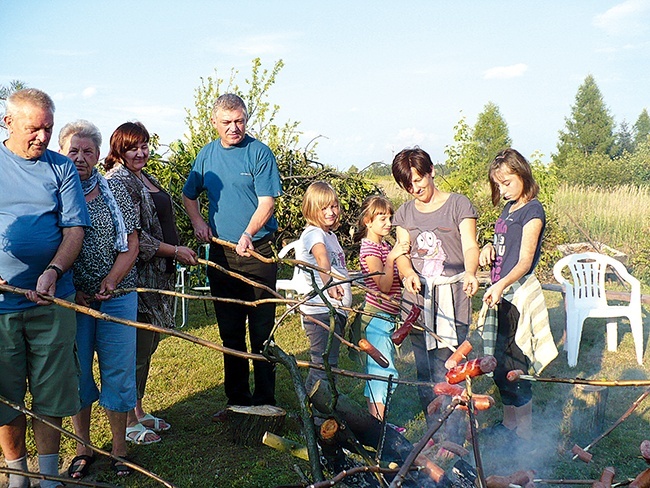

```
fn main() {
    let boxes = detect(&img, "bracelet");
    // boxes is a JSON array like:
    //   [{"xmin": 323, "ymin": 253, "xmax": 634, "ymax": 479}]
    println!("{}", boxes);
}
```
[
  {"xmin": 242, "ymin": 231, "xmax": 253, "ymax": 241},
  {"xmin": 45, "ymin": 264, "xmax": 63, "ymax": 280},
  {"xmin": 174, "ymin": 245, "xmax": 179, "ymax": 260}
]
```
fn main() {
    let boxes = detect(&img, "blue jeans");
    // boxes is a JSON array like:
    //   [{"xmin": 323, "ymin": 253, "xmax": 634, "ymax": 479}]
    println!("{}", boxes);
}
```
[
  {"xmin": 76, "ymin": 292, "xmax": 137, "ymax": 412},
  {"xmin": 302, "ymin": 312, "xmax": 346, "ymax": 395}
]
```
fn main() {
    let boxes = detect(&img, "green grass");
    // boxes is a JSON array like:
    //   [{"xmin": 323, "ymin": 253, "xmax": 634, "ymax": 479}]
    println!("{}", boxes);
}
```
[{"xmin": 10, "ymin": 281, "xmax": 648, "ymax": 486}]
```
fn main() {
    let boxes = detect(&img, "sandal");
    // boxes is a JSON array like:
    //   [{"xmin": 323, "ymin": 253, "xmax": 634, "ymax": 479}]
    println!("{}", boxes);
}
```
[
  {"xmin": 67, "ymin": 454, "xmax": 96, "ymax": 479},
  {"xmin": 126, "ymin": 423, "xmax": 161, "ymax": 445},
  {"xmin": 111, "ymin": 458, "xmax": 132, "ymax": 477},
  {"xmin": 137, "ymin": 413, "xmax": 171, "ymax": 432}
]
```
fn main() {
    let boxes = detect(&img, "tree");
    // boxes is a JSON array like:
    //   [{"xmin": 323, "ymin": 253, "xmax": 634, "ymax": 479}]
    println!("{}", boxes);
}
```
[
  {"xmin": 444, "ymin": 102, "xmax": 511, "ymax": 194},
  {"xmin": 612, "ymin": 119, "xmax": 634, "ymax": 157},
  {"xmin": 633, "ymin": 108, "xmax": 650, "ymax": 149},
  {"xmin": 146, "ymin": 59, "xmax": 380, "ymax": 262},
  {"xmin": 0, "ymin": 80, "xmax": 28, "ymax": 130},
  {"xmin": 473, "ymin": 101, "xmax": 512, "ymax": 168},
  {"xmin": 553, "ymin": 74, "xmax": 615, "ymax": 168}
]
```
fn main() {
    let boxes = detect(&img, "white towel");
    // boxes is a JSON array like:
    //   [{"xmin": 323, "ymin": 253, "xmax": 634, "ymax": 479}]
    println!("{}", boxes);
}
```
[{"xmin": 423, "ymin": 272, "xmax": 464, "ymax": 350}]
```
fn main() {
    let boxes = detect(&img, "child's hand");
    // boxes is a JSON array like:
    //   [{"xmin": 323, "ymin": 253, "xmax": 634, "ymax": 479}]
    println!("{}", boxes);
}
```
[
  {"xmin": 388, "ymin": 240, "xmax": 410, "ymax": 261},
  {"xmin": 327, "ymin": 284, "xmax": 345, "ymax": 300},
  {"xmin": 482, "ymin": 283, "xmax": 504, "ymax": 308},
  {"xmin": 479, "ymin": 243, "xmax": 495, "ymax": 267}
]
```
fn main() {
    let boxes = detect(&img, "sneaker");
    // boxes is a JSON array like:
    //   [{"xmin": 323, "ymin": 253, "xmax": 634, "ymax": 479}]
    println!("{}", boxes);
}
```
[{"xmin": 481, "ymin": 422, "xmax": 518, "ymax": 443}]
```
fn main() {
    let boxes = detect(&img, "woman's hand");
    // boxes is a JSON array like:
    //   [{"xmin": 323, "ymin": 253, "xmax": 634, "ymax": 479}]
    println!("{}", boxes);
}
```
[
  {"xmin": 463, "ymin": 273, "xmax": 479, "ymax": 297},
  {"xmin": 176, "ymin": 246, "xmax": 198, "ymax": 266},
  {"xmin": 402, "ymin": 273, "xmax": 421, "ymax": 294},
  {"xmin": 76, "ymin": 290, "xmax": 92, "ymax": 307},
  {"xmin": 479, "ymin": 243, "xmax": 495, "ymax": 268},
  {"xmin": 96, "ymin": 277, "xmax": 117, "ymax": 301}
]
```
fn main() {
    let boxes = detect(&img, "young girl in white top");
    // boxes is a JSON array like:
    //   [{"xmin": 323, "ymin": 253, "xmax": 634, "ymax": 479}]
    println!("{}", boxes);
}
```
[
  {"xmin": 354, "ymin": 195, "xmax": 409, "ymax": 420},
  {"xmin": 297, "ymin": 181, "xmax": 352, "ymax": 394}
]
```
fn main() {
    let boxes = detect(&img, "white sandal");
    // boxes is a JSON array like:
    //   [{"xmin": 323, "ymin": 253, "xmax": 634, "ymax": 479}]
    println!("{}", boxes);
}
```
[
  {"xmin": 137, "ymin": 413, "xmax": 171, "ymax": 432},
  {"xmin": 126, "ymin": 423, "xmax": 161, "ymax": 445}
]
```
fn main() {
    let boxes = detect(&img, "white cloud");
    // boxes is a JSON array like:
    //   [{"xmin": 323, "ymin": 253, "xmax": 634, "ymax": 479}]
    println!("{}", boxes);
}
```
[
  {"xmin": 593, "ymin": 0, "xmax": 650, "ymax": 36},
  {"xmin": 82, "ymin": 87, "xmax": 97, "ymax": 99},
  {"xmin": 483, "ymin": 63, "xmax": 528, "ymax": 80},
  {"xmin": 385, "ymin": 128, "xmax": 440, "ymax": 157}
]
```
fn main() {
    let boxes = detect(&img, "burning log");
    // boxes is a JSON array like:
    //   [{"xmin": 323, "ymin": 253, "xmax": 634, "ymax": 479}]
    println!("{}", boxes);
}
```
[{"xmin": 445, "ymin": 356, "xmax": 497, "ymax": 384}]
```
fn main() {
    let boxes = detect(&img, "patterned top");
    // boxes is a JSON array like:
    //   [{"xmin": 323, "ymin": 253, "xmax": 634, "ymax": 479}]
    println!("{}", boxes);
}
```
[
  {"xmin": 73, "ymin": 179, "xmax": 139, "ymax": 296},
  {"xmin": 360, "ymin": 239, "xmax": 401, "ymax": 315},
  {"xmin": 106, "ymin": 164, "xmax": 178, "ymax": 328}
]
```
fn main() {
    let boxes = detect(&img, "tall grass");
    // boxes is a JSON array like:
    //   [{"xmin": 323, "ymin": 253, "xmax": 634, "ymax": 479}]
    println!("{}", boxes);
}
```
[{"xmin": 552, "ymin": 184, "xmax": 650, "ymax": 285}]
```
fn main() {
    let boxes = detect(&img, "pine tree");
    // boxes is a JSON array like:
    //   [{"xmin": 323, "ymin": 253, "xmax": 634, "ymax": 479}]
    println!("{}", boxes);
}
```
[
  {"xmin": 553, "ymin": 74, "xmax": 615, "ymax": 168},
  {"xmin": 633, "ymin": 108, "xmax": 650, "ymax": 149}
]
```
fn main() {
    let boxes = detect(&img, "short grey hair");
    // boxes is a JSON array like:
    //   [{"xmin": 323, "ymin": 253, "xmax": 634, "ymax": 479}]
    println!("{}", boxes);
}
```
[
  {"xmin": 5, "ymin": 88, "xmax": 55, "ymax": 117},
  {"xmin": 212, "ymin": 93, "xmax": 248, "ymax": 120},
  {"xmin": 58, "ymin": 120, "xmax": 102, "ymax": 151}
]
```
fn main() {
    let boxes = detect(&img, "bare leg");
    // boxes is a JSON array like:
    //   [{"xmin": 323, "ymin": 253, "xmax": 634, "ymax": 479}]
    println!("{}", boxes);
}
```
[
  {"xmin": 71, "ymin": 406, "xmax": 92, "ymax": 456},
  {"xmin": 0, "ymin": 415, "xmax": 27, "ymax": 460},
  {"xmin": 126, "ymin": 401, "xmax": 159, "ymax": 444},
  {"xmin": 502, "ymin": 404, "xmax": 517, "ymax": 430},
  {"xmin": 105, "ymin": 409, "xmax": 128, "ymax": 457},
  {"xmin": 32, "ymin": 416, "xmax": 61, "ymax": 455},
  {"xmin": 515, "ymin": 401, "xmax": 533, "ymax": 440},
  {"xmin": 367, "ymin": 399, "xmax": 385, "ymax": 421}
]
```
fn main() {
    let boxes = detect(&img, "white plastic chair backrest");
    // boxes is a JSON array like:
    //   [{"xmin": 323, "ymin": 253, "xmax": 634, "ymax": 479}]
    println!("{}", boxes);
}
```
[
  {"xmin": 277, "ymin": 240, "xmax": 312, "ymax": 295},
  {"xmin": 553, "ymin": 252, "xmax": 637, "ymax": 309}
]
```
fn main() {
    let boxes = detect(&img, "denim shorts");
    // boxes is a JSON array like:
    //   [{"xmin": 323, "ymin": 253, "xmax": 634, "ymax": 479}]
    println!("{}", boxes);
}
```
[
  {"xmin": 0, "ymin": 294, "xmax": 80, "ymax": 425},
  {"xmin": 76, "ymin": 292, "xmax": 137, "ymax": 412}
]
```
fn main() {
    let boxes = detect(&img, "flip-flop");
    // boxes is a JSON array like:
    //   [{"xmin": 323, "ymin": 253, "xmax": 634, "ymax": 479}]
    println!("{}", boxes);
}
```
[
  {"xmin": 125, "ymin": 423, "xmax": 161, "ymax": 445},
  {"xmin": 67, "ymin": 454, "xmax": 96, "ymax": 479},
  {"xmin": 137, "ymin": 413, "xmax": 171, "ymax": 432},
  {"xmin": 111, "ymin": 458, "xmax": 132, "ymax": 477}
]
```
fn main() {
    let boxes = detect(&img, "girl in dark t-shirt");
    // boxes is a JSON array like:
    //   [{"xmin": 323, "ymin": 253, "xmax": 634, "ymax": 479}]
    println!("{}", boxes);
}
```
[{"xmin": 479, "ymin": 148, "xmax": 546, "ymax": 444}]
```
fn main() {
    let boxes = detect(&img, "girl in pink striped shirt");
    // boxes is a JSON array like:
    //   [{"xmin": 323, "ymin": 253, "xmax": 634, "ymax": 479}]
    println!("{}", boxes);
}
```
[{"xmin": 354, "ymin": 195, "xmax": 409, "ymax": 420}]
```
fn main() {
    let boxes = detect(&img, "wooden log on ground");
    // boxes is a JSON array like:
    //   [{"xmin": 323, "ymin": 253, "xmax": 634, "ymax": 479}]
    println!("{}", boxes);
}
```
[
  {"xmin": 224, "ymin": 405, "xmax": 286, "ymax": 446},
  {"xmin": 565, "ymin": 385, "xmax": 608, "ymax": 444},
  {"xmin": 262, "ymin": 432, "xmax": 309, "ymax": 461}
]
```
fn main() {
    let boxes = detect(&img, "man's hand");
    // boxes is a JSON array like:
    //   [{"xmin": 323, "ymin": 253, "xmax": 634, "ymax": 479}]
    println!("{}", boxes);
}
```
[
  {"xmin": 26, "ymin": 268, "xmax": 57, "ymax": 305},
  {"xmin": 192, "ymin": 220, "xmax": 213, "ymax": 243},
  {"xmin": 236, "ymin": 233, "xmax": 253, "ymax": 257}
]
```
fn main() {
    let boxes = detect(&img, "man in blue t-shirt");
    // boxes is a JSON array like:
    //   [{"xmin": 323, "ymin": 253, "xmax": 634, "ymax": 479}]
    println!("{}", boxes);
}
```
[
  {"xmin": 183, "ymin": 94, "xmax": 282, "ymax": 418},
  {"xmin": 0, "ymin": 89, "xmax": 90, "ymax": 488}
]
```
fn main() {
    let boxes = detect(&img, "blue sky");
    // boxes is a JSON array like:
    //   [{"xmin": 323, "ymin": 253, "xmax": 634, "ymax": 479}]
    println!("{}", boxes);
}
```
[{"xmin": 2, "ymin": 0, "xmax": 649, "ymax": 170}]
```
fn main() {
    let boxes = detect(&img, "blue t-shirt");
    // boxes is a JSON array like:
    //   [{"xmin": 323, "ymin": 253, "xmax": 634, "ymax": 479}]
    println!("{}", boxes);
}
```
[
  {"xmin": 490, "ymin": 199, "xmax": 546, "ymax": 283},
  {"xmin": 0, "ymin": 143, "xmax": 91, "ymax": 312},
  {"xmin": 182, "ymin": 135, "xmax": 282, "ymax": 243}
]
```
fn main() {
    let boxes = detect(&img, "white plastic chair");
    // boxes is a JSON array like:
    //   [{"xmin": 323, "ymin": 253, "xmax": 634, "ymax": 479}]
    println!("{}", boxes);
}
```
[
  {"xmin": 276, "ymin": 240, "xmax": 312, "ymax": 302},
  {"xmin": 553, "ymin": 252, "xmax": 643, "ymax": 367}
]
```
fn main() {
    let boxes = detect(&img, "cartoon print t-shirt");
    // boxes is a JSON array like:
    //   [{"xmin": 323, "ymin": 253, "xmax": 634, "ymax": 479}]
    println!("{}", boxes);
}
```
[
  {"xmin": 393, "ymin": 193, "xmax": 478, "ymax": 278},
  {"xmin": 490, "ymin": 199, "xmax": 546, "ymax": 283}
]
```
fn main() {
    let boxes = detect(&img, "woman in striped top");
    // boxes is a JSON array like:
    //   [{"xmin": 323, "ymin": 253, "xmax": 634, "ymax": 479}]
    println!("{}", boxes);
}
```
[{"xmin": 354, "ymin": 195, "xmax": 409, "ymax": 420}]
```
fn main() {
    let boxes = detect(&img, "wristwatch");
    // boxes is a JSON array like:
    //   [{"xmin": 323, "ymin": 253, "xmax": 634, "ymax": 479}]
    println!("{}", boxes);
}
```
[{"xmin": 45, "ymin": 264, "xmax": 63, "ymax": 280}]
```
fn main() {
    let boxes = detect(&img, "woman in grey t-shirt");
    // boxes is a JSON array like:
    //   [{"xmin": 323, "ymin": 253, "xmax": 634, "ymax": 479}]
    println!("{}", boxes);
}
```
[{"xmin": 391, "ymin": 147, "xmax": 480, "ymax": 445}]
